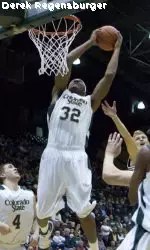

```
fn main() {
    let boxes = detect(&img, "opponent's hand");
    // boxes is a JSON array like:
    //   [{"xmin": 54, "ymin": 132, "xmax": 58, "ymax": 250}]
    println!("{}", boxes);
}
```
[
  {"xmin": 29, "ymin": 233, "xmax": 39, "ymax": 248},
  {"xmin": 105, "ymin": 132, "xmax": 123, "ymax": 158},
  {"xmin": 101, "ymin": 100, "xmax": 117, "ymax": 118},
  {"xmin": 115, "ymin": 32, "xmax": 123, "ymax": 49},
  {"xmin": 0, "ymin": 222, "xmax": 11, "ymax": 235}
]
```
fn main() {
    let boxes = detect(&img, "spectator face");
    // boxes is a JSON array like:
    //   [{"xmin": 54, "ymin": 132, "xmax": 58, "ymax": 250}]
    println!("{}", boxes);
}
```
[
  {"xmin": 110, "ymin": 215, "xmax": 113, "ymax": 220},
  {"xmin": 55, "ymin": 221, "xmax": 61, "ymax": 228},
  {"xmin": 61, "ymin": 230, "xmax": 65, "ymax": 237},
  {"xmin": 116, "ymin": 216, "xmax": 121, "ymax": 222},
  {"xmin": 55, "ymin": 230, "xmax": 60, "ymax": 236},
  {"xmin": 118, "ymin": 227, "xmax": 122, "ymax": 234},
  {"xmin": 113, "ymin": 227, "xmax": 117, "ymax": 233},
  {"xmin": 70, "ymin": 228, "xmax": 74, "ymax": 234},
  {"xmin": 103, "ymin": 219, "xmax": 107, "ymax": 225},
  {"xmin": 64, "ymin": 228, "xmax": 70, "ymax": 236},
  {"xmin": 111, "ymin": 241, "xmax": 115, "ymax": 247},
  {"xmin": 70, "ymin": 221, "xmax": 75, "ymax": 228},
  {"xmin": 78, "ymin": 240, "xmax": 84, "ymax": 247}
]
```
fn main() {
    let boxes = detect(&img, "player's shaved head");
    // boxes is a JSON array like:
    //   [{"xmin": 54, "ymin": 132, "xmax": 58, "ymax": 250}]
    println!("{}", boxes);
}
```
[{"xmin": 68, "ymin": 78, "xmax": 86, "ymax": 96}]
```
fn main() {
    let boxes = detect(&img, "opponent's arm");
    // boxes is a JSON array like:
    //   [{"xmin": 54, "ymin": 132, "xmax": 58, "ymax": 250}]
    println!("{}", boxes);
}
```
[
  {"xmin": 102, "ymin": 101, "xmax": 139, "ymax": 162},
  {"xmin": 91, "ymin": 33, "xmax": 122, "ymax": 112},
  {"xmin": 103, "ymin": 154, "xmax": 133, "ymax": 186},
  {"xmin": 128, "ymin": 146, "xmax": 148, "ymax": 205},
  {"xmin": 102, "ymin": 133, "xmax": 133, "ymax": 186},
  {"xmin": 52, "ymin": 31, "xmax": 97, "ymax": 100}
]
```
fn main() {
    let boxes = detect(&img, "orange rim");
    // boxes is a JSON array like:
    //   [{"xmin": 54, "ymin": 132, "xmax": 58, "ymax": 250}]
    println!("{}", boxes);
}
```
[{"xmin": 31, "ymin": 15, "xmax": 81, "ymax": 36}]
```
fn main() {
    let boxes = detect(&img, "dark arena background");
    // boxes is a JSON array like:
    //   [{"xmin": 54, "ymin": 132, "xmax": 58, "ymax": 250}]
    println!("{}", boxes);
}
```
[{"xmin": 0, "ymin": 0, "xmax": 150, "ymax": 249}]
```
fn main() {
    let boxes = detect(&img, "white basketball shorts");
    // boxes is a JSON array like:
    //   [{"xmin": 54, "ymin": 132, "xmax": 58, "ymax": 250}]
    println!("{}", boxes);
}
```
[
  {"xmin": 37, "ymin": 146, "xmax": 96, "ymax": 219},
  {"xmin": 117, "ymin": 225, "xmax": 150, "ymax": 250}
]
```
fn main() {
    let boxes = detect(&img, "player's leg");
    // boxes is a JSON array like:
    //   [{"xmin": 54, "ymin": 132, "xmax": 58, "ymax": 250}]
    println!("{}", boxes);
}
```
[
  {"xmin": 66, "ymin": 150, "xmax": 98, "ymax": 250},
  {"xmin": 37, "ymin": 147, "xmax": 65, "ymax": 250},
  {"xmin": 79, "ymin": 213, "xmax": 98, "ymax": 250}
]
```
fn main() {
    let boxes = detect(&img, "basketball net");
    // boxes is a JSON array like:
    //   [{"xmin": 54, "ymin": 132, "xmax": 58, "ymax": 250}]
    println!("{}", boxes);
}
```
[{"xmin": 28, "ymin": 16, "xmax": 82, "ymax": 77}]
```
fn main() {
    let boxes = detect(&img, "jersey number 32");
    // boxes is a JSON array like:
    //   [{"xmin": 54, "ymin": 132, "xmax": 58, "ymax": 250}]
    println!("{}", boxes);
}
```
[{"xmin": 60, "ymin": 106, "xmax": 81, "ymax": 123}]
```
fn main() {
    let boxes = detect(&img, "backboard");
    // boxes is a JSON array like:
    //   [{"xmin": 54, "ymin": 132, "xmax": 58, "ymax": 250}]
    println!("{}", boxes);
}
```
[{"xmin": 0, "ymin": 0, "xmax": 107, "ymax": 40}]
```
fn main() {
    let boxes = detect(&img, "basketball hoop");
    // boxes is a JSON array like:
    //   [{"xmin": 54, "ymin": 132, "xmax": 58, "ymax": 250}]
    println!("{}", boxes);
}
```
[{"xmin": 28, "ymin": 15, "xmax": 82, "ymax": 77}]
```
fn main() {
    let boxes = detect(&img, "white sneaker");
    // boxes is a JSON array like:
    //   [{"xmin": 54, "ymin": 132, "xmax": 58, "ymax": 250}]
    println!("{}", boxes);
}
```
[{"xmin": 38, "ymin": 221, "xmax": 53, "ymax": 249}]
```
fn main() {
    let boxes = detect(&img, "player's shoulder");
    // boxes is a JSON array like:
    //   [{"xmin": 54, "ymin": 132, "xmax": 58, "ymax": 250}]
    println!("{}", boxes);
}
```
[
  {"xmin": 140, "ymin": 145, "xmax": 150, "ymax": 153},
  {"xmin": 138, "ymin": 145, "xmax": 150, "ymax": 161}
]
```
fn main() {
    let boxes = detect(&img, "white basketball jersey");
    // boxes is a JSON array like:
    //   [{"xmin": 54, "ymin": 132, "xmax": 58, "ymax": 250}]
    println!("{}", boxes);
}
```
[
  {"xmin": 0, "ymin": 185, "xmax": 34, "ymax": 248},
  {"xmin": 47, "ymin": 89, "xmax": 93, "ymax": 149},
  {"xmin": 132, "ymin": 172, "xmax": 150, "ymax": 232}
]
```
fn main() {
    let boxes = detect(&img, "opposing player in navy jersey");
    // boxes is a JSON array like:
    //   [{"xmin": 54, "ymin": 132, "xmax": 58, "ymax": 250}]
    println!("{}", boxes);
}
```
[
  {"xmin": 103, "ymin": 133, "xmax": 150, "ymax": 249},
  {"xmin": 37, "ymin": 29, "xmax": 123, "ymax": 250},
  {"xmin": 0, "ymin": 163, "xmax": 39, "ymax": 250}
]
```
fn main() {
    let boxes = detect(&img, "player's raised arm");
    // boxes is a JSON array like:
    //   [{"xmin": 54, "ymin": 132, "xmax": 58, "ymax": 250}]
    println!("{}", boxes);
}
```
[
  {"xmin": 102, "ymin": 132, "xmax": 133, "ymax": 186},
  {"xmin": 52, "ymin": 31, "xmax": 97, "ymax": 99},
  {"xmin": 91, "ymin": 32, "xmax": 122, "ymax": 112},
  {"xmin": 102, "ymin": 100, "xmax": 139, "ymax": 163}
]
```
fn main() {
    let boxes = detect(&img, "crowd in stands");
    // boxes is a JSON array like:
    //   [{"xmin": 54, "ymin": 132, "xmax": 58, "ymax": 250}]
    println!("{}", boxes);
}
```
[{"xmin": 0, "ymin": 134, "xmax": 133, "ymax": 250}]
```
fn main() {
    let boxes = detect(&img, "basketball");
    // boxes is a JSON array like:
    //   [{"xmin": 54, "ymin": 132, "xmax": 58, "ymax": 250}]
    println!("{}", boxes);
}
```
[{"xmin": 95, "ymin": 26, "xmax": 118, "ymax": 51}]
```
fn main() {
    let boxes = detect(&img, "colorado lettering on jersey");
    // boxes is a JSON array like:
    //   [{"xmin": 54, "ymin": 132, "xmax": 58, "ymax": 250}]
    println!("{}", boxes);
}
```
[
  {"xmin": 5, "ymin": 199, "xmax": 30, "ymax": 212},
  {"xmin": 63, "ymin": 94, "xmax": 87, "ymax": 106}
]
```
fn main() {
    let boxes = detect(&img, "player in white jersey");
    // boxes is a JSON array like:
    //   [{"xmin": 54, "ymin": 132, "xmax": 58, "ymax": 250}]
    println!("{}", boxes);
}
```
[
  {"xmin": 0, "ymin": 163, "xmax": 39, "ymax": 250},
  {"xmin": 37, "ymin": 29, "xmax": 123, "ymax": 250},
  {"xmin": 102, "ymin": 133, "xmax": 150, "ymax": 249}
]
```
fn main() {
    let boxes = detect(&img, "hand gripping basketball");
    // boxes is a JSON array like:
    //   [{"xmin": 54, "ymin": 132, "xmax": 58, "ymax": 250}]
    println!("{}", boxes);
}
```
[{"xmin": 95, "ymin": 26, "xmax": 122, "ymax": 51}]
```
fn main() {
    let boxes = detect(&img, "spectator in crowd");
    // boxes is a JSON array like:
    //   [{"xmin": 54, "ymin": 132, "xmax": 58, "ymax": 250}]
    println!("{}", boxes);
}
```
[
  {"xmin": 117, "ymin": 227, "xmax": 125, "ymax": 242},
  {"xmin": 52, "ymin": 230, "xmax": 65, "ymax": 249},
  {"xmin": 101, "ymin": 219, "xmax": 112, "ymax": 247},
  {"xmin": 64, "ymin": 228, "xmax": 77, "ymax": 249}
]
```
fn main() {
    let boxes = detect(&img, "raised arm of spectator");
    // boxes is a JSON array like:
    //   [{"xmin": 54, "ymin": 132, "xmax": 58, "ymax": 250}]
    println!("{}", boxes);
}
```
[
  {"xmin": 102, "ymin": 132, "xmax": 133, "ymax": 186},
  {"xmin": 102, "ymin": 101, "xmax": 138, "ymax": 163}
]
